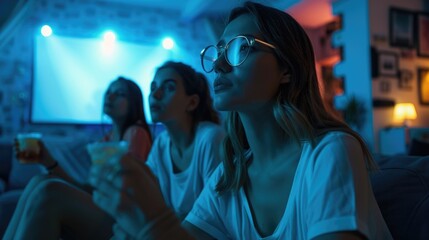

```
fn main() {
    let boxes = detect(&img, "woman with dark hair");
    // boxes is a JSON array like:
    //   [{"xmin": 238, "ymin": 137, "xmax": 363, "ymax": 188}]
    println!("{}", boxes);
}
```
[
  {"xmin": 102, "ymin": 76, "xmax": 152, "ymax": 157},
  {"xmin": 5, "ymin": 61, "xmax": 224, "ymax": 239},
  {"xmin": 143, "ymin": 61, "xmax": 224, "ymax": 221},
  {"xmin": 89, "ymin": 2, "xmax": 392, "ymax": 240},
  {"xmin": 4, "ymin": 76, "xmax": 152, "ymax": 239}
]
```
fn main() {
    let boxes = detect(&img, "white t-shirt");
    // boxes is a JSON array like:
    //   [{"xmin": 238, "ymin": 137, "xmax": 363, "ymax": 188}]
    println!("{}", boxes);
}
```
[
  {"xmin": 146, "ymin": 121, "xmax": 224, "ymax": 220},
  {"xmin": 185, "ymin": 132, "xmax": 393, "ymax": 240}
]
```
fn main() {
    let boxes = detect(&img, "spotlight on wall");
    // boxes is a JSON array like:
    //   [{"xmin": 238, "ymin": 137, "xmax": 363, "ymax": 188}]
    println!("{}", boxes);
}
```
[
  {"xmin": 41, "ymin": 25, "xmax": 52, "ymax": 37},
  {"xmin": 162, "ymin": 37, "xmax": 175, "ymax": 50},
  {"xmin": 101, "ymin": 30, "xmax": 117, "ymax": 56},
  {"xmin": 102, "ymin": 30, "xmax": 116, "ymax": 43}
]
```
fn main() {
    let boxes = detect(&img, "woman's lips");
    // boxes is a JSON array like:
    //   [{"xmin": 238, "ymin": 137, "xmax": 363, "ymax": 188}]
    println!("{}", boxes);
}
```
[
  {"xmin": 213, "ymin": 77, "xmax": 233, "ymax": 93},
  {"xmin": 150, "ymin": 105, "xmax": 162, "ymax": 112}
]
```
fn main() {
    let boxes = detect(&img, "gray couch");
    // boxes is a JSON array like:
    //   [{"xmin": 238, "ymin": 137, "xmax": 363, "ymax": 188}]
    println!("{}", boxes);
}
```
[
  {"xmin": 0, "ymin": 142, "xmax": 46, "ymax": 236},
  {"xmin": 371, "ymin": 154, "xmax": 429, "ymax": 239},
  {"xmin": 0, "ymin": 125, "xmax": 167, "ymax": 237},
  {"xmin": 0, "ymin": 139, "xmax": 91, "ymax": 236}
]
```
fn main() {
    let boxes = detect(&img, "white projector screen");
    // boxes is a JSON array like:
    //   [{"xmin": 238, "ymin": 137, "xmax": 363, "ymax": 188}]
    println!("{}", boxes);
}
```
[{"xmin": 32, "ymin": 35, "xmax": 172, "ymax": 124}]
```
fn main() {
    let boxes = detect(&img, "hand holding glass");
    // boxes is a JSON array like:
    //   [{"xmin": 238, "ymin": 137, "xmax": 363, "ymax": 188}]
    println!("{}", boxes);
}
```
[{"xmin": 16, "ymin": 133, "xmax": 42, "ymax": 163}]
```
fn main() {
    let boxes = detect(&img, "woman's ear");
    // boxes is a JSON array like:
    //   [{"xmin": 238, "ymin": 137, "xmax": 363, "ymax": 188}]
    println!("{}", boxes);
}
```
[
  {"xmin": 186, "ymin": 94, "xmax": 200, "ymax": 112},
  {"xmin": 280, "ymin": 70, "xmax": 291, "ymax": 83}
]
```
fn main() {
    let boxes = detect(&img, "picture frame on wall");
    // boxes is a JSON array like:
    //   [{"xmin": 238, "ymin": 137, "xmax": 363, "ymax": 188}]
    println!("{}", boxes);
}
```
[
  {"xmin": 379, "ymin": 79, "xmax": 391, "ymax": 93},
  {"xmin": 398, "ymin": 69, "xmax": 413, "ymax": 90},
  {"xmin": 418, "ymin": 68, "xmax": 429, "ymax": 105},
  {"xmin": 389, "ymin": 7, "xmax": 415, "ymax": 48},
  {"xmin": 378, "ymin": 51, "xmax": 398, "ymax": 77},
  {"xmin": 417, "ymin": 13, "xmax": 429, "ymax": 57},
  {"xmin": 371, "ymin": 46, "xmax": 379, "ymax": 78}
]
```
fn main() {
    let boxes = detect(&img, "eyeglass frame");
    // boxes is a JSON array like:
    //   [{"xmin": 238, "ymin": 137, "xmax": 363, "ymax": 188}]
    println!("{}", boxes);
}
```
[{"xmin": 200, "ymin": 35, "xmax": 276, "ymax": 73}]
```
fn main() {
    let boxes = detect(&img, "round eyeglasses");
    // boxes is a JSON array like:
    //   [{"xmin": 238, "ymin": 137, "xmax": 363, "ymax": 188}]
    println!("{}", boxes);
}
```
[{"xmin": 200, "ymin": 35, "xmax": 276, "ymax": 73}]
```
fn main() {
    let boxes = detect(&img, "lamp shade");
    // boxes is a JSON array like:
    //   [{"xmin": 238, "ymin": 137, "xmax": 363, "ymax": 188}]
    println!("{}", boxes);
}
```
[{"xmin": 393, "ymin": 103, "xmax": 417, "ymax": 122}]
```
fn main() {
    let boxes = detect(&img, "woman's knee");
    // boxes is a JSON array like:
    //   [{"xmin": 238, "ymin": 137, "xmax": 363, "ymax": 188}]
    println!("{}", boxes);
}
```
[
  {"xmin": 26, "ymin": 179, "xmax": 73, "ymax": 212},
  {"xmin": 25, "ymin": 173, "xmax": 54, "ymax": 190}
]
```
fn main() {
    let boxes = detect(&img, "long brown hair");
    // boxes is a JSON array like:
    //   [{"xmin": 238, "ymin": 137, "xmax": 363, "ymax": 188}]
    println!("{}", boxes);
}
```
[
  {"xmin": 107, "ymin": 76, "xmax": 152, "ymax": 142},
  {"xmin": 215, "ymin": 2, "xmax": 377, "ymax": 193},
  {"xmin": 156, "ymin": 61, "xmax": 220, "ymax": 131}
]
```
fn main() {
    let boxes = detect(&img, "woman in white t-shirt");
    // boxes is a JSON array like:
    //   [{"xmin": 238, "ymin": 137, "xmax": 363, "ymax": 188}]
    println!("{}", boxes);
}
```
[
  {"xmin": 89, "ymin": 2, "xmax": 393, "ymax": 240},
  {"xmin": 144, "ymin": 61, "xmax": 224, "ymax": 221},
  {"xmin": 89, "ymin": 61, "xmax": 224, "ymax": 238}
]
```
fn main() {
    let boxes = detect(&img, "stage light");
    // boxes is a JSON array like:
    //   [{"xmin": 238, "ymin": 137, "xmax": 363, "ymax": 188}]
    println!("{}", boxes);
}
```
[
  {"xmin": 41, "ymin": 25, "xmax": 52, "ymax": 37},
  {"xmin": 162, "ymin": 37, "xmax": 174, "ymax": 50},
  {"xmin": 103, "ymin": 30, "xmax": 116, "ymax": 43}
]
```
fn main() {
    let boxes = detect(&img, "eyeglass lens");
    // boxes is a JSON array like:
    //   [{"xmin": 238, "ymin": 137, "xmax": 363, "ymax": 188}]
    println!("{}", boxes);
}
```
[{"xmin": 201, "ymin": 37, "xmax": 251, "ymax": 72}]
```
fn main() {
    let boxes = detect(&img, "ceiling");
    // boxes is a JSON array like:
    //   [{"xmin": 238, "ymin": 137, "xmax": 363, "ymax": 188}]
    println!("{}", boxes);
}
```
[{"xmin": 98, "ymin": 0, "xmax": 335, "ymax": 28}]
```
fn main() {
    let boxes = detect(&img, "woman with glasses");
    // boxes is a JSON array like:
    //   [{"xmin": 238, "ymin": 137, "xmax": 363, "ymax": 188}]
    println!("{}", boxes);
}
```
[{"xmin": 89, "ymin": 2, "xmax": 393, "ymax": 239}]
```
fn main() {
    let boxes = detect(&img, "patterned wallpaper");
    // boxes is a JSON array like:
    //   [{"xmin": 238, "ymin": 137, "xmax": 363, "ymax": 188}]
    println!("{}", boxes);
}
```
[{"xmin": 0, "ymin": 0, "xmax": 220, "ymax": 141}]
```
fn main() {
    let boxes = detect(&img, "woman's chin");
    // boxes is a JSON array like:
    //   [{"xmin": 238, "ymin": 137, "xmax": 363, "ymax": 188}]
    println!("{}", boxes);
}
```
[
  {"xmin": 214, "ymin": 100, "xmax": 234, "ymax": 112},
  {"xmin": 103, "ymin": 110, "xmax": 111, "ymax": 116},
  {"xmin": 150, "ymin": 114, "xmax": 162, "ymax": 123}
]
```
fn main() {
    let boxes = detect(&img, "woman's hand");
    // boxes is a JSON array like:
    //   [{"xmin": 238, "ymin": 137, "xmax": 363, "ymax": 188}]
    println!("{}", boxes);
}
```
[
  {"xmin": 14, "ymin": 138, "xmax": 56, "ymax": 167},
  {"xmin": 110, "ymin": 223, "xmax": 134, "ymax": 240},
  {"xmin": 88, "ymin": 152, "xmax": 169, "ymax": 237}
]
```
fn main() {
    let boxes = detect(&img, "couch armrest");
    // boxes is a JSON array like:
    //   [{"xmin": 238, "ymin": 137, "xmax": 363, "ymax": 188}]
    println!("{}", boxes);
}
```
[{"xmin": 0, "ymin": 178, "xmax": 6, "ymax": 194}]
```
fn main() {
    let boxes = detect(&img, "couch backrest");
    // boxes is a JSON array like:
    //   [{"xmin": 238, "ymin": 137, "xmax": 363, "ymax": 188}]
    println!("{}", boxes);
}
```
[
  {"xmin": 0, "ymin": 143, "xmax": 13, "ymax": 181},
  {"xmin": 371, "ymin": 155, "xmax": 429, "ymax": 240}
]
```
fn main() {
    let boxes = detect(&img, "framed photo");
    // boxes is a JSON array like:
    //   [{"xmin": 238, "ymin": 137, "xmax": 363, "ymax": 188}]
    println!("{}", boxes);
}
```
[
  {"xmin": 398, "ymin": 69, "xmax": 413, "ymax": 90},
  {"xmin": 380, "ymin": 79, "xmax": 391, "ymax": 93},
  {"xmin": 389, "ymin": 8, "xmax": 415, "ymax": 48},
  {"xmin": 418, "ymin": 68, "xmax": 429, "ymax": 105},
  {"xmin": 417, "ymin": 13, "xmax": 429, "ymax": 57},
  {"xmin": 378, "ymin": 51, "xmax": 398, "ymax": 77},
  {"xmin": 371, "ymin": 47, "xmax": 379, "ymax": 78}
]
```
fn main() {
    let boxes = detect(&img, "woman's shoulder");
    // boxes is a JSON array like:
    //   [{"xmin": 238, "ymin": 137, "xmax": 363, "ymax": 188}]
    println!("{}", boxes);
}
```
[
  {"xmin": 206, "ymin": 164, "xmax": 224, "ymax": 185},
  {"xmin": 315, "ymin": 131, "xmax": 359, "ymax": 148},
  {"xmin": 303, "ymin": 131, "xmax": 362, "ymax": 161},
  {"xmin": 194, "ymin": 122, "xmax": 225, "ymax": 146},
  {"xmin": 125, "ymin": 124, "xmax": 150, "ymax": 137},
  {"xmin": 196, "ymin": 121, "xmax": 225, "ymax": 137},
  {"xmin": 151, "ymin": 129, "xmax": 170, "ymax": 147},
  {"xmin": 122, "ymin": 124, "xmax": 153, "ymax": 146},
  {"xmin": 304, "ymin": 131, "xmax": 364, "ymax": 167}
]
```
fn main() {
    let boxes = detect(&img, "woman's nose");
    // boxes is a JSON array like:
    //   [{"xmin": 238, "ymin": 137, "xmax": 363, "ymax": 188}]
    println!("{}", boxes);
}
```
[
  {"xmin": 213, "ymin": 51, "xmax": 232, "ymax": 73},
  {"xmin": 151, "ymin": 88, "xmax": 163, "ymax": 99},
  {"xmin": 107, "ymin": 93, "xmax": 116, "ymax": 101}
]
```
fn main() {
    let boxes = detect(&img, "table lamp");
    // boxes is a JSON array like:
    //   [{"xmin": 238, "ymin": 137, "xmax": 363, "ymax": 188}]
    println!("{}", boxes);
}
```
[{"xmin": 393, "ymin": 103, "xmax": 417, "ymax": 127}]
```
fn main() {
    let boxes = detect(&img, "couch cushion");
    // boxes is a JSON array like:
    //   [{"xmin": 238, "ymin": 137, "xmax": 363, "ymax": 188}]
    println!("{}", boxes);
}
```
[
  {"xmin": 407, "ymin": 194, "xmax": 429, "ymax": 239},
  {"xmin": 371, "ymin": 155, "xmax": 429, "ymax": 240},
  {"xmin": 0, "ymin": 179, "xmax": 6, "ymax": 194},
  {"xmin": 408, "ymin": 138, "xmax": 429, "ymax": 156},
  {"xmin": 0, "ymin": 189, "xmax": 24, "ymax": 237},
  {"xmin": 7, "ymin": 157, "xmax": 45, "ymax": 190}
]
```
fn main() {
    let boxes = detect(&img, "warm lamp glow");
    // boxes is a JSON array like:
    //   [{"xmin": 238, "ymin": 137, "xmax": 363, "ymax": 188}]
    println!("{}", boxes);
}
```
[{"xmin": 393, "ymin": 103, "xmax": 417, "ymax": 126}]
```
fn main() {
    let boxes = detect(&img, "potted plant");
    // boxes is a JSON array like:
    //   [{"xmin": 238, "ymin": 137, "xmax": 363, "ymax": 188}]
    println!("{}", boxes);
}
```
[{"xmin": 342, "ymin": 96, "xmax": 366, "ymax": 131}]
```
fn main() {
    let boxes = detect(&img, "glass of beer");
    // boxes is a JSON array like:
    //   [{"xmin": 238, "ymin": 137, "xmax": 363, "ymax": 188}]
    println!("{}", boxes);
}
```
[{"xmin": 16, "ymin": 132, "xmax": 42, "ymax": 163}]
